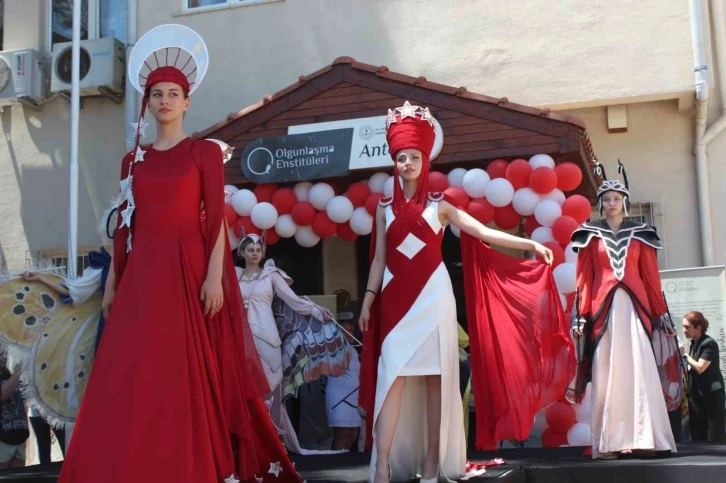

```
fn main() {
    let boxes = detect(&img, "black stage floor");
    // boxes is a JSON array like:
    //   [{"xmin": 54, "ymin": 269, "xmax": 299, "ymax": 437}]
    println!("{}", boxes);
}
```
[{"xmin": 1, "ymin": 444, "xmax": 724, "ymax": 482}]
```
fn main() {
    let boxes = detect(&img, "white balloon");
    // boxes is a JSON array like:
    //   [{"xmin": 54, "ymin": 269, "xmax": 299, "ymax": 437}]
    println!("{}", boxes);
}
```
[
  {"xmin": 553, "ymin": 262, "xmax": 577, "ymax": 294},
  {"xmin": 224, "ymin": 185, "xmax": 239, "ymax": 204},
  {"xmin": 293, "ymin": 181, "xmax": 313, "ymax": 202},
  {"xmin": 447, "ymin": 168, "xmax": 468, "ymax": 188},
  {"xmin": 531, "ymin": 226, "xmax": 556, "ymax": 245},
  {"xmin": 309, "ymin": 183, "xmax": 335, "ymax": 211},
  {"xmin": 462, "ymin": 169, "xmax": 490, "ymax": 198},
  {"xmin": 250, "ymin": 202, "xmax": 279, "ymax": 230},
  {"xmin": 540, "ymin": 188, "xmax": 566, "ymax": 206},
  {"xmin": 574, "ymin": 398, "xmax": 591, "ymax": 423},
  {"xmin": 368, "ymin": 172, "xmax": 390, "ymax": 194},
  {"xmin": 275, "ymin": 214, "xmax": 298, "ymax": 238},
  {"xmin": 534, "ymin": 200, "xmax": 562, "ymax": 228},
  {"xmin": 484, "ymin": 178, "xmax": 515, "ymax": 207},
  {"xmin": 326, "ymin": 196, "xmax": 355, "ymax": 223},
  {"xmin": 529, "ymin": 154, "xmax": 556, "ymax": 170},
  {"xmin": 350, "ymin": 207, "xmax": 373, "ymax": 235},
  {"xmin": 567, "ymin": 422, "xmax": 591, "ymax": 446},
  {"xmin": 512, "ymin": 188, "xmax": 541, "ymax": 216},
  {"xmin": 565, "ymin": 242, "xmax": 578, "ymax": 264},
  {"xmin": 450, "ymin": 224, "xmax": 461, "ymax": 238},
  {"xmin": 295, "ymin": 225, "xmax": 321, "ymax": 247},
  {"xmin": 230, "ymin": 189, "xmax": 257, "ymax": 216},
  {"xmin": 383, "ymin": 176, "xmax": 402, "ymax": 198}
]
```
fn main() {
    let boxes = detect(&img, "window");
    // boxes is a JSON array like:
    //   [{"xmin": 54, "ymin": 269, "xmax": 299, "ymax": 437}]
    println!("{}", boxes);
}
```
[
  {"xmin": 185, "ymin": 0, "xmax": 282, "ymax": 12},
  {"xmin": 48, "ymin": 0, "xmax": 126, "ymax": 52}
]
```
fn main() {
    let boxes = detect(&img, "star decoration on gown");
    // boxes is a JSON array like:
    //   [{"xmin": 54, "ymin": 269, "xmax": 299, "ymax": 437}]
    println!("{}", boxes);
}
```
[
  {"xmin": 117, "ymin": 175, "xmax": 132, "ymax": 206},
  {"xmin": 224, "ymin": 475, "xmax": 240, "ymax": 483},
  {"xmin": 120, "ymin": 204, "xmax": 135, "ymax": 229},
  {"xmin": 395, "ymin": 100, "xmax": 418, "ymax": 120},
  {"xmin": 269, "ymin": 461, "xmax": 283, "ymax": 477},
  {"xmin": 130, "ymin": 120, "xmax": 149, "ymax": 139},
  {"xmin": 134, "ymin": 147, "xmax": 146, "ymax": 163}
]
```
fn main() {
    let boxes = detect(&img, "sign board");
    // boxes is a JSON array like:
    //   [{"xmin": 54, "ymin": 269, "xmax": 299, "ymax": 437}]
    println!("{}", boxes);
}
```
[
  {"xmin": 239, "ymin": 129, "xmax": 353, "ymax": 183},
  {"xmin": 288, "ymin": 114, "xmax": 444, "ymax": 171},
  {"xmin": 660, "ymin": 265, "xmax": 726, "ymax": 385}
]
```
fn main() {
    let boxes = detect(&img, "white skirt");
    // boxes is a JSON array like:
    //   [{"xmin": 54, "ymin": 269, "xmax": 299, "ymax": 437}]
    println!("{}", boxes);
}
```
[
  {"xmin": 590, "ymin": 288, "xmax": 677, "ymax": 458},
  {"xmin": 369, "ymin": 263, "xmax": 466, "ymax": 483}
]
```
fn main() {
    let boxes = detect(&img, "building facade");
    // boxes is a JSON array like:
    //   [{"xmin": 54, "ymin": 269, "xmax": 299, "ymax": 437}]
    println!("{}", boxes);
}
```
[{"xmin": 0, "ymin": 0, "xmax": 723, "ymax": 283}]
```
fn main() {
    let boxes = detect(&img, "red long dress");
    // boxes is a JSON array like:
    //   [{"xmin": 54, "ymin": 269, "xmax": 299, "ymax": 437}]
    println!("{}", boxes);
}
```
[{"xmin": 59, "ymin": 137, "xmax": 301, "ymax": 483}]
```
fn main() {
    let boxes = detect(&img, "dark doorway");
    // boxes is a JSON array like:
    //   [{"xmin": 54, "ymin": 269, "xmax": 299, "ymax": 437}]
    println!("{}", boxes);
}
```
[{"xmin": 264, "ymin": 237, "xmax": 324, "ymax": 295}]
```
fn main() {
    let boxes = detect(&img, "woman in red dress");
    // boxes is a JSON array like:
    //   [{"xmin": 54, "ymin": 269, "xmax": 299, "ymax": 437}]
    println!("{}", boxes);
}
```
[
  {"xmin": 359, "ymin": 102, "xmax": 575, "ymax": 482},
  {"xmin": 58, "ymin": 25, "xmax": 301, "ymax": 483},
  {"xmin": 571, "ymin": 161, "xmax": 680, "ymax": 459}
]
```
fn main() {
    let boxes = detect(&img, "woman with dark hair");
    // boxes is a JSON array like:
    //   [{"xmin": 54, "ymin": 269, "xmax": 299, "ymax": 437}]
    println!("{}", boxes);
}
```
[
  {"xmin": 680, "ymin": 311, "xmax": 726, "ymax": 442},
  {"xmin": 235, "ymin": 232, "xmax": 351, "ymax": 455}
]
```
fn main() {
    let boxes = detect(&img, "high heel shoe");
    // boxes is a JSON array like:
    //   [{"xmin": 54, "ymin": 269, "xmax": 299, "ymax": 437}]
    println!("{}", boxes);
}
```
[{"xmin": 419, "ymin": 476, "xmax": 438, "ymax": 483}]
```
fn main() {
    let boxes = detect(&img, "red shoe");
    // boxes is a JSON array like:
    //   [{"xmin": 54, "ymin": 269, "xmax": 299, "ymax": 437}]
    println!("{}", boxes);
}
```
[{"xmin": 583, "ymin": 447, "xmax": 592, "ymax": 458}]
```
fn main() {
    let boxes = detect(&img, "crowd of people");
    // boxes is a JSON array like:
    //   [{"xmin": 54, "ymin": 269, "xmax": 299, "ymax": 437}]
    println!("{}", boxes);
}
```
[{"xmin": 0, "ymin": 22, "xmax": 723, "ymax": 483}]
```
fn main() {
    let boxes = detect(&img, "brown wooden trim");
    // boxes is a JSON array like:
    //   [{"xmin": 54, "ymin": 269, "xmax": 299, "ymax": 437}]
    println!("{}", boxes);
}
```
[
  {"xmin": 341, "ymin": 68, "xmax": 576, "ymax": 138},
  {"xmin": 290, "ymin": 91, "xmax": 397, "ymax": 110}
]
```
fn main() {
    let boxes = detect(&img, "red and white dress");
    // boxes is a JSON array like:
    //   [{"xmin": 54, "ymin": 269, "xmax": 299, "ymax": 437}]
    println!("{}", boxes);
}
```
[
  {"xmin": 368, "ymin": 192, "xmax": 466, "ymax": 482},
  {"xmin": 572, "ymin": 219, "xmax": 680, "ymax": 458}
]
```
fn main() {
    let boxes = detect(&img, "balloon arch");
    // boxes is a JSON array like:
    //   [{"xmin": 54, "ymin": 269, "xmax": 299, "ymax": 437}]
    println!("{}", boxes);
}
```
[{"xmin": 225, "ymin": 153, "xmax": 595, "ymax": 446}]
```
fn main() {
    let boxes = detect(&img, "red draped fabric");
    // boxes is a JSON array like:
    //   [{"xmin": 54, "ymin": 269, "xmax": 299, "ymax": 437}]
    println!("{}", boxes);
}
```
[
  {"xmin": 460, "ymin": 234, "xmax": 576, "ymax": 451},
  {"xmin": 62, "ymin": 138, "xmax": 299, "ymax": 483}
]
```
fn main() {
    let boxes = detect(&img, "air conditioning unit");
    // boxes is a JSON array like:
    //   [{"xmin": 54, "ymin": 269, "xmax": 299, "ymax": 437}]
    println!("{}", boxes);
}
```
[
  {"xmin": 51, "ymin": 37, "xmax": 125, "ymax": 103},
  {"xmin": 0, "ymin": 49, "xmax": 48, "ymax": 110}
]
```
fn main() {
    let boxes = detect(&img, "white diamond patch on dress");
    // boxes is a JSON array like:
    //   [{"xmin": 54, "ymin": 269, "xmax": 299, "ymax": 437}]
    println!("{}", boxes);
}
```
[{"xmin": 397, "ymin": 233, "xmax": 426, "ymax": 259}]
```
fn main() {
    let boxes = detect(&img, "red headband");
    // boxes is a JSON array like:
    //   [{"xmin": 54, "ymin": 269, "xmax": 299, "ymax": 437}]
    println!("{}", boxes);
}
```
[{"xmin": 143, "ymin": 66, "xmax": 191, "ymax": 97}]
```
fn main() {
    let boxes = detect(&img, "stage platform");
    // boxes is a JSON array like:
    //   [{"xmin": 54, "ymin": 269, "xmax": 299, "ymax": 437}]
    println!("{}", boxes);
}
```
[{"xmin": 1, "ymin": 444, "xmax": 724, "ymax": 482}]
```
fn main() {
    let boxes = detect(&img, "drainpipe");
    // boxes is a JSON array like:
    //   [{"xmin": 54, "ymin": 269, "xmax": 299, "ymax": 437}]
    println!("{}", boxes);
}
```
[
  {"xmin": 125, "ymin": 0, "xmax": 138, "ymax": 151},
  {"xmin": 690, "ymin": 0, "xmax": 715, "ymax": 266}
]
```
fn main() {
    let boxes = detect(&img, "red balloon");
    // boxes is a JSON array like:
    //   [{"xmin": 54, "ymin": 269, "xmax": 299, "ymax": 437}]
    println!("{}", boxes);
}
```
[
  {"xmin": 542, "ymin": 241, "xmax": 565, "ymax": 267},
  {"xmin": 524, "ymin": 215, "xmax": 541, "ymax": 237},
  {"xmin": 224, "ymin": 204, "xmax": 238, "ymax": 225},
  {"xmin": 444, "ymin": 187, "xmax": 470, "ymax": 209},
  {"xmin": 254, "ymin": 183, "xmax": 278, "ymax": 203},
  {"xmin": 542, "ymin": 428, "xmax": 569, "ymax": 448},
  {"xmin": 429, "ymin": 171, "xmax": 449, "ymax": 192},
  {"xmin": 233, "ymin": 216, "xmax": 260, "ymax": 238},
  {"xmin": 337, "ymin": 222, "xmax": 359, "ymax": 242},
  {"xmin": 552, "ymin": 215, "xmax": 580, "ymax": 246},
  {"xmin": 312, "ymin": 212, "xmax": 337, "ymax": 238},
  {"xmin": 467, "ymin": 198, "xmax": 495, "ymax": 225},
  {"xmin": 271, "ymin": 188, "xmax": 297, "ymax": 215},
  {"xmin": 555, "ymin": 162, "xmax": 583, "ymax": 192},
  {"xmin": 265, "ymin": 229, "xmax": 280, "ymax": 246},
  {"xmin": 529, "ymin": 167, "xmax": 558, "ymax": 194},
  {"xmin": 365, "ymin": 193, "xmax": 384, "ymax": 216},
  {"xmin": 493, "ymin": 204, "xmax": 521, "ymax": 231},
  {"xmin": 291, "ymin": 201, "xmax": 316, "ymax": 226},
  {"xmin": 545, "ymin": 402, "xmax": 576, "ymax": 432},
  {"xmin": 487, "ymin": 159, "xmax": 509, "ymax": 179},
  {"xmin": 561, "ymin": 195, "xmax": 592, "ymax": 225},
  {"xmin": 346, "ymin": 182, "xmax": 371, "ymax": 208},
  {"xmin": 505, "ymin": 159, "xmax": 532, "ymax": 190}
]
